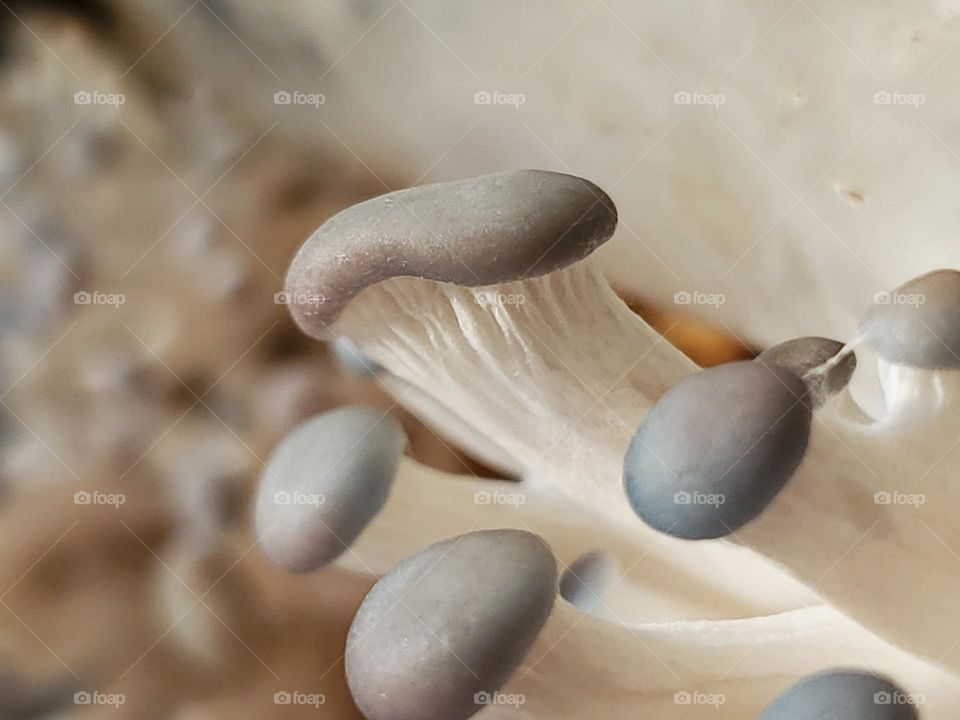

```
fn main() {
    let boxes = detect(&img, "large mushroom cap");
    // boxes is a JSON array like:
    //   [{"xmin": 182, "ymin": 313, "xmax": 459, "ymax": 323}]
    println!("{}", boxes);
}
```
[
  {"xmin": 346, "ymin": 528, "xmax": 558, "ymax": 720},
  {"xmin": 624, "ymin": 361, "xmax": 812, "ymax": 539},
  {"xmin": 284, "ymin": 169, "xmax": 618, "ymax": 336}
]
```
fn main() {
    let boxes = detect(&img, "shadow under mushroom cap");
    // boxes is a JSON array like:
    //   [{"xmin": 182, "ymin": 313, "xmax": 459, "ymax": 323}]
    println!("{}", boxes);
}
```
[{"xmin": 284, "ymin": 169, "xmax": 618, "ymax": 337}]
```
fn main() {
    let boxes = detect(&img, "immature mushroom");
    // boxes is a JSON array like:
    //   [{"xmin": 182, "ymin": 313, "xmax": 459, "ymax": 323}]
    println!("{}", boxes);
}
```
[
  {"xmin": 345, "ymin": 529, "xmax": 557, "ymax": 720},
  {"xmin": 254, "ymin": 406, "xmax": 405, "ymax": 573},
  {"xmin": 756, "ymin": 336, "xmax": 857, "ymax": 409},
  {"xmin": 558, "ymin": 550, "xmax": 619, "ymax": 614},
  {"xmin": 623, "ymin": 361, "xmax": 812, "ymax": 539},
  {"xmin": 626, "ymin": 269, "xmax": 960, "ymax": 674},
  {"xmin": 342, "ymin": 531, "xmax": 959, "ymax": 719},
  {"xmin": 760, "ymin": 670, "xmax": 919, "ymax": 720}
]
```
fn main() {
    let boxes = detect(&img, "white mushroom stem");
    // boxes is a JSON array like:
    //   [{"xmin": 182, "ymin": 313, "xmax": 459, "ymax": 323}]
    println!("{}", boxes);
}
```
[
  {"xmin": 734, "ymin": 360, "xmax": 960, "ymax": 674},
  {"xmin": 334, "ymin": 261, "xmax": 815, "ymax": 617},
  {"xmin": 342, "ymin": 458, "xmax": 816, "ymax": 622},
  {"xmin": 490, "ymin": 603, "xmax": 958, "ymax": 719}
]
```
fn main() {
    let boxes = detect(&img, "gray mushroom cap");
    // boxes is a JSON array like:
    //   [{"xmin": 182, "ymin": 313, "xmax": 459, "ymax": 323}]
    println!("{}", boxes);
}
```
[
  {"xmin": 254, "ymin": 406, "xmax": 405, "ymax": 573},
  {"xmin": 559, "ymin": 550, "xmax": 618, "ymax": 613},
  {"xmin": 756, "ymin": 336, "xmax": 856, "ymax": 408},
  {"xmin": 860, "ymin": 269, "xmax": 960, "ymax": 369},
  {"xmin": 285, "ymin": 170, "xmax": 618, "ymax": 337},
  {"xmin": 623, "ymin": 361, "xmax": 812, "ymax": 540},
  {"xmin": 346, "ymin": 529, "xmax": 558, "ymax": 720},
  {"xmin": 761, "ymin": 670, "xmax": 919, "ymax": 719}
]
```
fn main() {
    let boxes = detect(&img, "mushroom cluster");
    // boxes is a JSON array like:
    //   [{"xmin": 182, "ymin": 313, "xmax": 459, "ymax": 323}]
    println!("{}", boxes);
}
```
[{"xmin": 259, "ymin": 169, "xmax": 956, "ymax": 718}]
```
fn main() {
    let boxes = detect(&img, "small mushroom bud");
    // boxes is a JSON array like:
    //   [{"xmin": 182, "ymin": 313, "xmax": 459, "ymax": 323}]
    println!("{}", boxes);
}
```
[
  {"xmin": 254, "ymin": 406, "xmax": 406, "ymax": 573},
  {"xmin": 285, "ymin": 169, "xmax": 617, "ymax": 336},
  {"xmin": 761, "ymin": 670, "xmax": 919, "ymax": 719},
  {"xmin": 558, "ymin": 550, "xmax": 618, "ymax": 614},
  {"xmin": 860, "ymin": 269, "xmax": 960, "ymax": 369},
  {"xmin": 756, "ymin": 336, "xmax": 856, "ymax": 408},
  {"xmin": 624, "ymin": 361, "xmax": 812, "ymax": 539},
  {"xmin": 346, "ymin": 529, "xmax": 557, "ymax": 720}
]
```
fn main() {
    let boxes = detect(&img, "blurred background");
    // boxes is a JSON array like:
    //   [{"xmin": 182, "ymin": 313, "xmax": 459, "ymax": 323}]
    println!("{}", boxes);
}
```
[{"xmin": 1, "ymin": 0, "xmax": 956, "ymax": 717}]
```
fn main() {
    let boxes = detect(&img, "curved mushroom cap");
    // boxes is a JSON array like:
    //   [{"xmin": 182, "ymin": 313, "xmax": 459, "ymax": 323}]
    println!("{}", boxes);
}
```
[
  {"xmin": 331, "ymin": 336, "xmax": 384, "ymax": 377},
  {"xmin": 254, "ymin": 406, "xmax": 405, "ymax": 573},
  {"xmin": 757, "ymin": 336, "xmax": 856, "ymax": 408},
  {"xmin": 761, "ymin": 670, "xmax": 919, "ymax": 719},
  {"xmin": 624, "ymin": 361, "xmax": 812, "ymax": 540},
  {"xmin": 559, "ymin": 550, "xmax": 618, "ymax": 613},
  {"xmin": 285, "ymin": 170, "xmax": 618, "ymax": 337},
  {"xmin": 346, "ymin": 529, "xmax": 558, "ymax": 720},
  {"xmin": 860, "ymin": 269, "xmax": 960, "ymax": 369}
]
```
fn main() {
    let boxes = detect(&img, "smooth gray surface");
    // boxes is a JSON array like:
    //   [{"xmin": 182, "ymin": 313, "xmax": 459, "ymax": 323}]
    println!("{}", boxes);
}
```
[
  {"xmin": 761, "ymin": 670, "xmax": 919, "ymax": 719},
  {"xmin": 254, "ymin": 406, "xmax": 405, "ymax": 573},
  {"xmin": 558, "ymin": 550, "xmax": 618, "ymax": 613},
  {"xmin": 757, "ymin": 336, "xmax": 856, "ymax": 408},
  {"xmin": 860, "ymin": 269, "xmax": 960, "ymax": 369},
  {"xmin": 285, "ymin": 170, "xmax": 618, "ymax": 337},
  {"xmin": 346, "ymin": 529, "xmax": 558, "ymax": 720},
  {"xmin": 624, "ymin": 361, "xmax": 812, "ymax": 539}
]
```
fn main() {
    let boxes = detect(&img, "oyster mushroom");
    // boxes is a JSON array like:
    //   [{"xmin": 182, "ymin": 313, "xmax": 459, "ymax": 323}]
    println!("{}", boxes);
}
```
[
  {"xmin": 625, "ymin": 268, "xmax": 960, "ymax": 674},
  {"xmin": 343, "ymin": 530, "xmax": 959, "ymax": 719},
  {"xmin": 283, "ymin": 170, "xmax": 815, "ymax": 617},
  {"xmin": 761, "ymin": 670, "xmax": 919, "ymax": 719}
]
